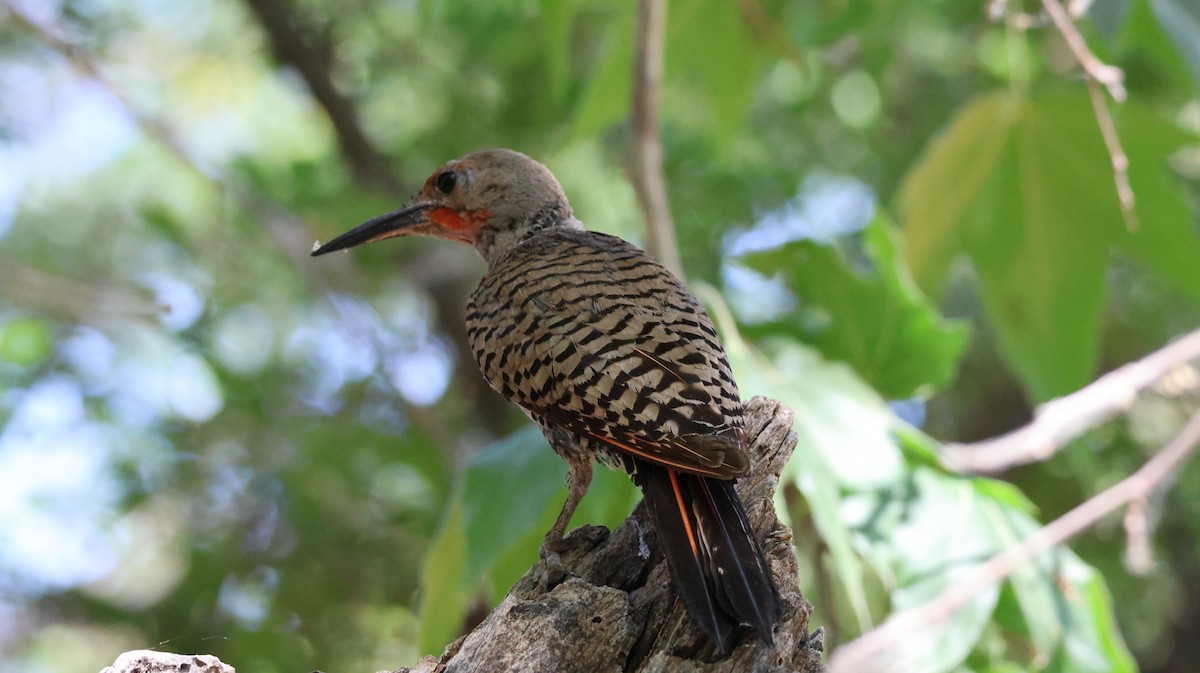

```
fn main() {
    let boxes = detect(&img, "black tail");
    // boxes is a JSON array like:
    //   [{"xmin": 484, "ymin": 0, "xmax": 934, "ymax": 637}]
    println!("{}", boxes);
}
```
[{"xmin": 635, "ymin": 461, "xmax": 781, "ymax": 653}]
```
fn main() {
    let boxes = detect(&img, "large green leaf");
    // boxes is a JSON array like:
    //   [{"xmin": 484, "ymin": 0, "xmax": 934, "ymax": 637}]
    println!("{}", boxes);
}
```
[
  {"xmin": 569, "ymin": 4, "xmax": 635, "ymax": 139},
  {"xmin": 843, "ymin": 466, "xmax": 1136, "ymax": 673},
  {"xmin": 416, "ymin": 504, "xmax": 469, "ymax": 653},
  {"xmin": 666, "ymin": 0, "xmax": 770, "ymax": 143},
  {"xmin": 899, "ymin": 91, "xmax": 1200, "ymax": 400},
  {"xmin": 741, "ymin": 211, "xmax": 968, "ymax": 398},
  {"xmin": 416, "ymin": 427, "xmax": 637, "ymax": 652},
  {"xmin": 700, "ymin": 287, "xmax": 1135, "ymax": 671}
]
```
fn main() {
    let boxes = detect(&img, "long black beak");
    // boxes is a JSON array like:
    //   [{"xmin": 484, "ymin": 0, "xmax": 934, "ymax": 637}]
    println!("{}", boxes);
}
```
[{"xmin": 311, "ymin": 203, "xmax": 434, "ymax": 257}]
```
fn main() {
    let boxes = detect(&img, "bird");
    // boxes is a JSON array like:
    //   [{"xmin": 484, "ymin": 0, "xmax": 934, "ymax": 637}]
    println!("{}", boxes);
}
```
[{"xmin": 312, "ymin": 148, "xmax": 780, "ymax": 652}]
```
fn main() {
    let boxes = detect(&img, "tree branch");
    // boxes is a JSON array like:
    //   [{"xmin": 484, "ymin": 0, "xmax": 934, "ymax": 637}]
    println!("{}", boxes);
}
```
[
  {"xmin": 828, "ymin": 406, "xmax": 1200, "ymax": 673},
  {"xmin": 1, "ymin": 2, "xmax": 472, "ymax": 455},
  {"xmin": 241, "ymin": 0, "xmax": 402, "ymax": 192},
  {"xmin": 943, "ymin": 327, "xmax": 1200, "ymax": 473},
  {"xmin": 1085, "ymin": 74, "xmax": 1137, "ymax": 228},
  {"xmin": 629, "ymin": 0, "xmax": 684, "ymax": 278},
  {"xmin": 0, "ymin": 254, "xmax": 161, "ymax": 324}
]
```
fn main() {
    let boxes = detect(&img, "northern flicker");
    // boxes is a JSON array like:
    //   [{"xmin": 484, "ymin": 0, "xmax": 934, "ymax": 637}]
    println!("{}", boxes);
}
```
[{"xmin": 312, "ymin": 149, "xmax": 781, "ymax": 652}]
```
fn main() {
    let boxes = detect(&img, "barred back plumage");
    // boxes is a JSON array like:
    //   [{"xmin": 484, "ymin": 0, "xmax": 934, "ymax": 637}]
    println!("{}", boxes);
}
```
[{"xmin": 465, "ymin": 229, "xmax": 747, "ymax": 478}]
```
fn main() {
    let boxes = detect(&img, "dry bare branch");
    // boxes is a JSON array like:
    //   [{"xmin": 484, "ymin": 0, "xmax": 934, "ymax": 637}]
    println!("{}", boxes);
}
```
[
  {"xmin": 629, "ymin": 0, "xmax": 684, "ymax": 278},
  {"xmin": 241, "ymin": 0, "xmax": 402, "ymax": 192},
  {"xmin": 943, "ymin": 328, "xmax": 1200, "ymax": 473},
  {"xmin": 1086, "ymin": 75, "xmax": 1138, "ymax": 228}
]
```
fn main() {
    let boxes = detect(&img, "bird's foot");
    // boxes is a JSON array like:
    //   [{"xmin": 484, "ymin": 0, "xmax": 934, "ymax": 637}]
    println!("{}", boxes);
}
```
[{"xmin": 538, "ymin": 537, "xmax": 569, "ymax": 589}]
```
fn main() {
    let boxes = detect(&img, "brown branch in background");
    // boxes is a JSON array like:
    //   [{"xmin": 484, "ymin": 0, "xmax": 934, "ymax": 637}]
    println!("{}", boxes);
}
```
[
  {"xmin": 4, "ymin": 0, "xmax": 327, "ymax": 272},
  {"xmin": 943, "ymin": 328, "xmax": 1200, "ymax": 473},
  {"xmin": 629, "ymin": 0, "xmax": 683, "ymax": 277},
  {"xmin": 241, "ymin": 0, "xmax": 402, "ymax": 193},
  {"xmin": 828, "ymin": 407, "xmax": 1200, "ymax": 673},
  {"xmin": 0, "ymin": 255, "xmax": 161, "ymax": 323},
  {"xmin": 1, "ymin": 1, "xmax": 469, "ymax": 453}
]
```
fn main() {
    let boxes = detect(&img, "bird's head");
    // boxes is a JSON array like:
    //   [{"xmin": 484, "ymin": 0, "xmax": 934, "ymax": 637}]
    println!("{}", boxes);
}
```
[{"xmin": 311, "ymin": 149, "xmax": 578, "ymax": 266}]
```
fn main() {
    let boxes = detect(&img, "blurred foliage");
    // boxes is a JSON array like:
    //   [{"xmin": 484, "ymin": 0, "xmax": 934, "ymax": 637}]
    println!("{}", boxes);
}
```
[{"xmin": 0, "ymin": 1, "xmax": 1198, "ymax": 673}]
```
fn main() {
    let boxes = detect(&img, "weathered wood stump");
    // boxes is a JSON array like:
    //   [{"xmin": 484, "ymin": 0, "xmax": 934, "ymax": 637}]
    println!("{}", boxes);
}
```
[{"xmin": 401, "ymin": 396, "xmax": 822, "ymax": 673}]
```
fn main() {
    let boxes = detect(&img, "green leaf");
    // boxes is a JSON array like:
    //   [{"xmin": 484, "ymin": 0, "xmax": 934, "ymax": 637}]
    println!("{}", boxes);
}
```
[
  {"xmin": 416, "ymin": 504, "xmax": 470, "ymax": 653},
  {"xmin": 1077, "ymin": 564, "xmax": 1138, "ymax": 673},
  {"xmin": 418, "ymin": 426, "xmax": 639, "ymax": 647},
  {"xmin": 899, "ymin": 91, "xmax": 1200, "ymax": 401},
  {"xmin": 741, "ymin": 211, "xmax": 968, "ymax": 398},
  {"xmin": 1148, "ymin": 0, "xmax": 1200, "ymax": 83},
  {"xmin": 461, "ymin": 426, "xmax": 564, "ymax": 581},
  {"xmin": 1112, "ymin": 102, "xmax": 1200, "ymax": 304},
  {"xmin": 992, "ymin": 509, "xmax": 1136, "ymax": 673},
  {"xmin": 666, "ymin": 0, "xmax": 770, "ymax": 142},
  {"xmin": 569, "ymin": 4, "xmax": 634, "ymax": 139},
  {"xmin": 0, "ymin": 316, "xmax": 53, "ymax": 366},
  {"xmin": 698, "ymin": 286, "xmax": 899, "ymax": 631},
  {"xmin": 847, "ymin": 466, "xmax": 1137, "ymax": 673},
  {"xmin": 883, "ymin": 470, "xmax": 1003, "ymax": 673}
]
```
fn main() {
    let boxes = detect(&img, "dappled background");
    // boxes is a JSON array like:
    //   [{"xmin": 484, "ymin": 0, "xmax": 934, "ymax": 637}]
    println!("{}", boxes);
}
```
[{"xmin": 1, "ymin": 1, "xmax": 1199, "ymax": 672}]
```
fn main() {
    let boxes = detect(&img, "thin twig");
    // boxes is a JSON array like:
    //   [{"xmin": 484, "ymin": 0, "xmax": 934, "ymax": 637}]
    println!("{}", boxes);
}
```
[
  {"xmin": 943, "ymin": 328, "xmax": 1200, "ymax": 473},
  {"xmin": 1122, "ymin": 496, "xmax": 1154, "ymax": 574},
  {"xmin": 993, "ymin": 0, "xmax": 1137, "ymax": 227},
  {"xmin": 1038, "ymin": 0, "xmax": 1136, "ymax": 227},
  {"xmin": 629, "ymin": 0, "xmax": 683, "ymax": 277},
  {"xmin": 1086, "ymin": 75, "xmax": 1138, "ymax": 229},
  {"xmin": 1040, "ymin": 0, "xmax": 1125, "ymax": 101},
  {"xmin": 0, "ymin": 254, "xmax": 161, "ymax": 323},
  {"xmin": 3, "ymin": 2, "xmax": 220, "ymax": 182},
  {"xmin": 828, "ymin": 407, "xmax": 1200, "ymax": 673}
]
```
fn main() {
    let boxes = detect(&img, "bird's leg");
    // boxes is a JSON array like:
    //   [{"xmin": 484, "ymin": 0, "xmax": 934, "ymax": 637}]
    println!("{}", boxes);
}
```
[{"xmin": 539, "ymin": 453, "xmax": 593, "ymax": 566}]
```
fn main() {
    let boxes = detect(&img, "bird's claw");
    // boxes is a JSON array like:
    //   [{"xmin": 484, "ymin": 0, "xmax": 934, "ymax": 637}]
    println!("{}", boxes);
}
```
[{"xmin": 538, "ymin": 539, "xmax": 569, "ymax": 588}]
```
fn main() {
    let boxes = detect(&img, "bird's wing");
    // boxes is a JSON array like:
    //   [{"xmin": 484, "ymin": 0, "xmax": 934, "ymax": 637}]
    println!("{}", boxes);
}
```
[{"xmin": 466, "ymin": 231, "xmax": 748, "ymax": 478}]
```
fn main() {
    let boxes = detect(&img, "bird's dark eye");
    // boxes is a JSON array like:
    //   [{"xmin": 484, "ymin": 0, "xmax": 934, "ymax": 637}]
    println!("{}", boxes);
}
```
[{"xmin": 435, "ymin": 171, "xmax": 457, "ymax": 194}]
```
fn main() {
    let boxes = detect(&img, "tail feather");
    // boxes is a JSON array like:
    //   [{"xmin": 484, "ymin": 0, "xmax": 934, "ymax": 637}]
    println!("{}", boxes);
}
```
[
  {"xmin": 693, "ymin": 476, "xmax": 780, "ymax": 643},
  {"xmin": 635, "ymin": 461, "xmax": 781, "ymax": 652}
]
